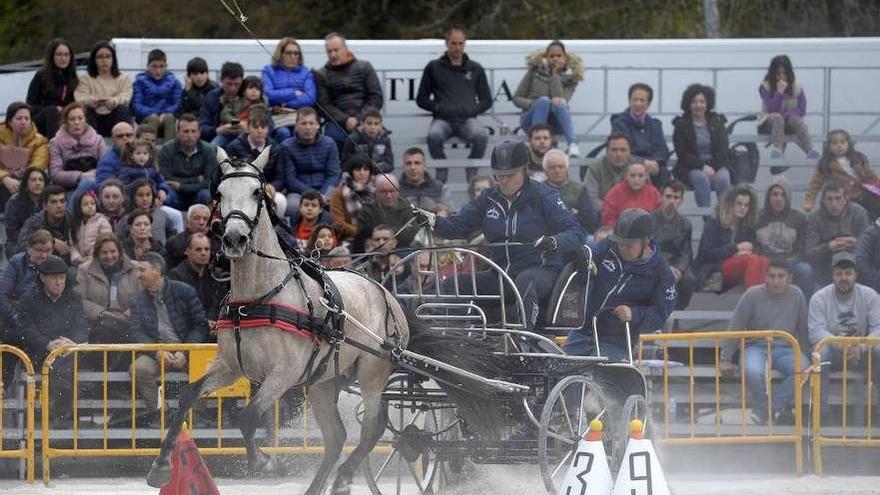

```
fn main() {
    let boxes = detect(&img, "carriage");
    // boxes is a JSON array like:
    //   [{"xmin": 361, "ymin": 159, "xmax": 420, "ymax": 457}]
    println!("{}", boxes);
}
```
[{"xmin": 359, "ymin": 245, "xmax": 651, "ymax": 495}]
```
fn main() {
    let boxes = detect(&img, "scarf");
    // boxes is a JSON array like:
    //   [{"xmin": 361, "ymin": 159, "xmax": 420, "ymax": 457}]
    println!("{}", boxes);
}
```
[{"xmin": 340, "ymin": 173, "xmax": 375, "ymax": 217}]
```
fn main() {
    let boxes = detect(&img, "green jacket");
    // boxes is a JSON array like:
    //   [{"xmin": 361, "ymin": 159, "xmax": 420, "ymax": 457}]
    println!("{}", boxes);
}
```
[
  {"xmin": 158, "ymin": 139, "xmax": 217, "ymax": 194},
  {"xmin": 584, "ymin": 156, "xmax": 630, "ymax": 212},
  {"xmin": 356, "ymin": 196, "xmax": 419, "ymax": 249}
]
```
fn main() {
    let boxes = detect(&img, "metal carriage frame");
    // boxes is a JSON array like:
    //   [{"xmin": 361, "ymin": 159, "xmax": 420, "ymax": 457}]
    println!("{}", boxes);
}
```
[{"xmin": 357, "ymin": 246, "xmax": 650, "ymax": 495}]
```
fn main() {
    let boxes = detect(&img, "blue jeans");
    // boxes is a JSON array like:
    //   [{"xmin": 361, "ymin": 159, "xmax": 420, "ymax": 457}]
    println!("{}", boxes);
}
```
[
  {"xmin": 273, "ymin": 126, "xmax": 293, "ymax": 142},
  {"xmin": 562, "ymin": 329, "xmax": 631, "ymax": 362},
  {"xmin": 210, "ymin": 133, "xmax": 235, "ymax": 149},
  {"xmin": 323, "ymin": 122, "xmax": 349, "ymax": 153},
  {"xmin": 66, "ymin": 178, "xmax": 98, "ymax": 214},
  {"xmin": 743, "ymin": 344, "xmax": 807, "ymax": 411},
  {"xmin": 520, "ymin": 96, "xmax": 577, "ymax": 145},
  {"xmin": 790, "ymin": 261, "xmax": 815, "ymax": 299},
  {"xmin": 688, "ymin": 167, "xmax": 731, "ymax": 207}
]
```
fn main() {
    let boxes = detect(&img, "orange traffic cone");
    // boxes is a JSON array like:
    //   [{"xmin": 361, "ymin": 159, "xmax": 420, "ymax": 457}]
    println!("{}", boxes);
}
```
[
  {"xmin": 611, "ymin": 420, "xmax": 670, "ymax": 495},
  {"xmin": 560, "ymin": 419, "xmax": 613, "ymax": 495},
  {"xmin": 159, "ymin": 423, "xmax": 220, "ymax": 495}
]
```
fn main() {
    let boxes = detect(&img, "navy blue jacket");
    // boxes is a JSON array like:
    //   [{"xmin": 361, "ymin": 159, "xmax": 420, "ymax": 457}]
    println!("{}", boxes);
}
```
[
  {"xmin": 434, "ymin": 179, "xmax": 586, "ymax": 275},
  {"xmin": 129, "ymin": 279, "xmax": 209, "ymax": 344},
  {"xmin": 585, "ymin": 238, "xmax": 676, "ymax": 348},
  {"xmin": 198, "ymin": 87, "xmax": 226, "ymax": 141},
  {"xmin": 281, "ymin": 134, "xmax": 341, "ymax": 196},
  {"xmin": 225, "ymin": 134, "xmax": 291, "ymax": 192},
  {"xmin": 118, "ymin": 163, "xmax": 173, "ymax": 195},
  {"xmin": 611, "ymin": 110, "xmax": 671, "ymax": 167},
  {"xmin": 95, "ymin": 148, "xmax": 122, "ymax": 185},
  {"xmin": 0, "ymin": 252, "xmax": 40, "ymax": 329},
  {"xmin": 340, "ymin": 128, "xmax": 394, "ymax": 173},
  {"xmin": 17, "ymin": 284, "xmax": 88, "ymax": 363},
  {"xmin": 694, "ymin": 216, "xmax": 758, "ymax": 286}
]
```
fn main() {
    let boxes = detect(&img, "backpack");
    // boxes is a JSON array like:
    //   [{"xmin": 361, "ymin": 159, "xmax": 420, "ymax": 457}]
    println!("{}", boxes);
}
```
[{"xmin": 728, "ymin": 141, "xmax": 759, "ymax": 184}]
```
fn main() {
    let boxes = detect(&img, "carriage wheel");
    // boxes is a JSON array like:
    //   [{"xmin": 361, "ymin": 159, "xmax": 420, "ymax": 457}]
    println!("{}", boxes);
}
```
[
  {"xmin": 362, "ymin": 376, "xmax": 458, "ymax": 495},
  {"xmin": 538, "ymin": 375, "xmax": 612, "ymax": 495},
  {"xmin": 611, "ymin": 394, "xmax": 650, "ymax": 473}
]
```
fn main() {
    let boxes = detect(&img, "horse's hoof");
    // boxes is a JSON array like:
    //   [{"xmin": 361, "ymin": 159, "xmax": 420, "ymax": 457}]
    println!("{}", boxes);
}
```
[
  {"xmin": 146, "ymin": 458, "xmax": 171, "ymax": 488},
  {"xmin": 251, "ymin": 453, "xmax": 287, "ymax": 477}
]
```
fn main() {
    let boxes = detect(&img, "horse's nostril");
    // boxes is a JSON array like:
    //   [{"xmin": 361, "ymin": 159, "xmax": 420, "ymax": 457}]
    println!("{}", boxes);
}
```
[{"xmin": 237, "ymin": 234, "xmax": 248, "ymax": 246}]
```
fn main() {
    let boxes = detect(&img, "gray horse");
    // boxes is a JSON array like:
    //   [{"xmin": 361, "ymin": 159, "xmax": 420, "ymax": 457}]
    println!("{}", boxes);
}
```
[{"xmin": 146, "ymin": 147, "xmax": 410, "ymax": 494}]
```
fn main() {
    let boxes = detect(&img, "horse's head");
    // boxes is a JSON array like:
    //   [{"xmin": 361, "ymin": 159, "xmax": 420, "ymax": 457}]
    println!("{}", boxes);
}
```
[{"xmin": 215, "ymin": 146, "xmax": 271, "ymax": 259}]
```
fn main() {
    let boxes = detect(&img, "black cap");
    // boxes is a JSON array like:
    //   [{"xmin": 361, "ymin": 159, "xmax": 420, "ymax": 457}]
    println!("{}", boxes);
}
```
[
  {"xmin": 37, "ymin": 255, "xmax": 67, "ymax": 275},
  {"xmin": 832, "ymin": 251, "xmax": 856, "ymax": 269},
  {"xmin": 490, "ymin": 141, "xmax": 530, "ymax": 175},
  {"xmin": 610, "ymin": 208, "xmax": 655, "ymax": 244}
]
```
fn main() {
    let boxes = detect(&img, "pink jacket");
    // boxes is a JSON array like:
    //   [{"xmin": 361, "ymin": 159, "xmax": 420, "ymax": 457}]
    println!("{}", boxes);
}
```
[
  {"xmin": 48, "ymin": 125, "xmax": 108, "ymax": 188},
  {"xmin": 71, "ymin": 213, "xmax": 113, "ymax": 265}
]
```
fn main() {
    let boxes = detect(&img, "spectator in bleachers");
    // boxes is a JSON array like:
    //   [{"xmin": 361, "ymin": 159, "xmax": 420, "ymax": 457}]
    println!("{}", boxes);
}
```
[
  {"xmin": 672, "ymin": 84, "xmax": 731, "ymax": 208},
  {"xmin": 651, "ymin": 180, "xmax": 696, "ymax": 310},
  {"xmin": 17, "ymin": 255, "xmax": 87, "ymax": 427},
  {"xmin": 74, "ymin": 40, "xmax": 133, "ymax": 138},
  {"xmin": 49, "ymin": 102, "xmax": 108, "ymax": 204},
  {"xmin": 262, "ymin": 37, "xmax": 316, "ymax": 141},
  {"xmin": 305, "ymin": 224, "xmax": 338, "ymax": 265},
  {"xmin": 122, "ymin": 208, "xmax": 166, "ymax": 261},
  {"xmin": 179, "ymin": 57, "xmax": 216, "ymax": 118},
  {"xmin": 77, "ymin": 233, "xmax": 141, "ymax": 344},
  {"xmin": 758, "ymin": 55, "xmax": 819, "ymax": 161},
  {"xmin": 694, "ymin": 185, "xmax": 762, "ymax": 291},
  {"xmin": 97, "ymin": 179, "xmax": 126, "ymax": 230},
  {"xmin": 159, "ymin": 114, "xmax": 216, "ymax": 210},
  {"xmin": 169, "ymin": 232, "xmax": 224, "ymax": 335},
  {"xmin": 601, "ymin": 162, "xmax": 661, "ymax": 227},
  {"xmin": 316, "ymin": 33, "xmax": 383, "ymax": 151},
  {"xmin": 69, "ymin": 190, "xmax": 112, "ymax": 266},
  {"xmin": 543, "ymin": 149, "xmax": 598, "ymax": 233},
  {"xmin": 805, "ymin": 178, "xmax": 869, "ymax": 287},
  {"xmin": 132, "ymin": 49, "xmax": 181, "ymax": 140},
  {"xmin": 197, "ymin": 61, "xmax": 244, "ymax": 148},
  {"xmin": 94, "ymin": 122, "xmax": 135, "ymax": 184},
  {"xmin": 330, "ymin": 153, "xmax": 375, "ymax": 244},
  {"xmin": 355, "ymin": 174, "xmax": 419, "ymax": 252},
  {"xmin": 467, "ymin": 175, "xmax": 492, "ymax": 200},
  {"xmin": 417, "ymin": 26, "xmax": 491, "ymax": 182},
  {"xmin": 289, "ymin": 190, "xmax": 332, "ymax": 251},
  {"xmin": 856, "ymin": 217, "xmax": 880, "ymax": 294},
  {"xmin": 360, "ymin": 225, "xmax": 403, "ymax": 282},
  {"xmin": 0, "ymin": 229, "xmax": 53, "ymax": 333},
  {"xmin": 585, "ymin": 132, "xmax": 637, "ymax": 212},
  {"xmin": 398, "ymin": 147, "xmax": 452, "ymax": 211},
  {"xmin": 0, "ymin": 102, "xmax": 49, "ymax": 210},
  {"xmin": 514, "ymin": 40, "xmax": 583, "ymax": 158},
  {"xmin": 221, "ymin": 76, "xmax": 269, "ymax": 137},
  {"xmin": 809, "ymin": 251, "xmax": 880, "ymax": 414},
  {"xmin": 129, "ymin": 252, "xmax": 209, "ymax": 414},
  {"xmin": 281, "ymin": 107, "xmax": 340, "ymax": 216},
  {"xmin": 118, "ymin": 139, "xmax": 171, "ymax": 199},
  {"xmin": 116, "ymin": 179, "xmax": 177, "ymax": 245},
  {"xmin": 803, "ymin": 129, "xmax": 879, "ymax": 220},
  {"xmin": 26, "ymin": 39, "xmax": 77, "ymax": 139},
  {"xmin": 226, "ymin": 111, "xmax": 290, "ymax": 217},
  {"xmin": 526, "ymin": 123, "xmax": 554, "ymax": 181},
  {"xmin": 4, "ymin": 167, "xmax": 46, "ymax": 258},
  {"xmin": 16, "ymin": 185, "xmax": 71, "ymax": 260},
  {"xmin": 340, "ymin": 107, "xmax": 393, "ymax": 173},
  {"xmin": 611, "ymin": 83, "xmax": 670, "ymax": 187},
  {"xmin": 756, "ymin": 176, "xmax": 814, "ymax": 297},
  {"xmin": 165, "ymin": 204, "xmax": 214, "ymax": 269},
  {"xmin": 563, "ymin": 208, "xmax": 676, "ymax": 361},
  {"xmin": 136, "ymin": 124, "xmax": 158, "ymax": 149},
  {"xmin": 721, "ymin": 259, "xmax": 809, "ymax": 425}
]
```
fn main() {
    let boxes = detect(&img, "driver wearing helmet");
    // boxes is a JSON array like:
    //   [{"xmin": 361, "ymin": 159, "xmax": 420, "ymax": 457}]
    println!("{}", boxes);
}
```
[
  {"xmin": 414, "ymin": 141, "xmax": 586, "ymax": 330},
  {"xmin": 563, "ymin": 208, "xmax": 677, "ymax": 361}
]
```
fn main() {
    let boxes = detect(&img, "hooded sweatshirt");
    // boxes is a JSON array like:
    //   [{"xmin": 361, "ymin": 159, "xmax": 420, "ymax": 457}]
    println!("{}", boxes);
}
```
[
  {"xmin": 756, "ymin": 175, "xmax": 808, "ymax": 262},
  {"xmin": 804, "ymin": 197, "xmax": 869, "ymax": 285},
  {"xmin": 416, "ymin": 53, "xmax": 492, "ymax": 121}
]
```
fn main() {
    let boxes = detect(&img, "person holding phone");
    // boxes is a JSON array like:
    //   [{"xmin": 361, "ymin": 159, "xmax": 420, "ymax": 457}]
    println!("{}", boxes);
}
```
[{"xmin": 75, "ymin": 41, "xmax": 133, "ymax": 138}]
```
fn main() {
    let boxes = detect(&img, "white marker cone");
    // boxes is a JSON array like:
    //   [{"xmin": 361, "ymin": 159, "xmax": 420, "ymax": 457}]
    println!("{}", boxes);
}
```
[
  {"xmin": 612, "ymin": 420, "xmax": 670, "ymax": 495},
  {"xmin": 560, "ymin": 419, "xmax": 613, "ymax": 495}
]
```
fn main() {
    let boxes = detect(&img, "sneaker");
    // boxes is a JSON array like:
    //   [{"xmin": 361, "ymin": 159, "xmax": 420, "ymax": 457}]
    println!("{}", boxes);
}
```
[
  {"xmin": 774, "ymin": 408, "xmax": 795, "ymax": 426},
  {"xmin": 751, "ymin": 407, "xmax": 769, "ymax": 426},
  {"xmin": 769, "ymin": 148, "xmax": 784, "ymax": 160},
  {"xmin": 807, "ymin": 149, "xmax": 821, "ymax": 160},
  {"xmin": 567, "ymin": 143, "xmax": 581, "ymax": 158}
]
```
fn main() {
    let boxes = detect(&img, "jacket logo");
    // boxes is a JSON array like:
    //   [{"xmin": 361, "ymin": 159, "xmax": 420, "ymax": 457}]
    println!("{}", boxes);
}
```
[
  {"xmin": 602, "ymin": 259, "xmax": 616, "ymax": 272},
  {"xmin": 374, "ymin": 144, "xmax": 386, "ymax": 155},
  {"xmin": 486, "ymin": 207, "xmax": 500, "ymax": 220},
  {"xmin": 464, "ymin": 71, "xmax": 472, "ymax": 80},
  {"xmin": 556, "ymin": 198, "xmax": 567, "ymax": 209},
  {"xmin": 666, "ymin": 285, "xmax": 677, "ymax": 301}
]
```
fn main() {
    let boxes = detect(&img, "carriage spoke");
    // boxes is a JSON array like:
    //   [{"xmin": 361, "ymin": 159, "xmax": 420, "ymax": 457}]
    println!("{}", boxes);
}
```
[
  {"xmin": 576, "ymin": 382, "xmax": 586, "ymax": 438},
  {"xmin": 395, "ymin": 449, "xmax": 403, "ymax": 495},
  {"xmin": 558, "ymin": 392, "xmax": 576, "ymax": 438},
  {"xmin": 407, "ymin": 458, "xmax": 428, "ymax": 494},
  {"xmin": 551, "ymin": 449, "xmax": 574, "ymax": 478},
  {"xmin": 373, "ymin": 448, "xmax": 399, "ymax": 481}
]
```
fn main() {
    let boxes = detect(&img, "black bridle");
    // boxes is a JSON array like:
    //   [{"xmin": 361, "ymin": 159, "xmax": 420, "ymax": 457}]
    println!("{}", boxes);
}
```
[{"xmin": 215, "ymin": 157, "xmax": 268, "ymax": 250}]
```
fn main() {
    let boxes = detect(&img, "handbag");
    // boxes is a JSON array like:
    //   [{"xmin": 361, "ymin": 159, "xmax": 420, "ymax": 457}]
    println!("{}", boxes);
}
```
[
  {"xmin": 0, "ymin": 145, "xmax": 30, "ymax": 178},
  {"xmin": 63, "ymin": 155, "xmax": 98, "ymax": 172}
]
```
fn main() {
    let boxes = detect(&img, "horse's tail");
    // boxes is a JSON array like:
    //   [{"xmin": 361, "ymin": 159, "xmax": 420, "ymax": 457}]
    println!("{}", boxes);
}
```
[{"xmin": 404, "ymin": 313, "xmax": 510, "ymax": 440}]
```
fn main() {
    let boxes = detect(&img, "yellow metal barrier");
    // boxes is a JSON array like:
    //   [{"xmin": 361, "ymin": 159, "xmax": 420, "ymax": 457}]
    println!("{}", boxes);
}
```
[
  {"xmin": 39, "ymin": 343, "xmax": 385, "ymax": 485},
  {"xmin": 0, "ymin": 345, "xmax": 35, "ymax": 484},
  {"xmin": 810, "ymin": 336, "xmax": 880, "ymax": 475},
  {"xmin": 638, "ymin": 330, "xmax": 805, "ymax": 474}
]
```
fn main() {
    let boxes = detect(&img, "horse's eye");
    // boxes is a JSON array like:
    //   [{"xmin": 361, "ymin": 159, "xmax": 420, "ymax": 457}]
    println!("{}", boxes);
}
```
[{"xmin": 253, "ymin": 188, "xmax": 262, "ymax": 198}]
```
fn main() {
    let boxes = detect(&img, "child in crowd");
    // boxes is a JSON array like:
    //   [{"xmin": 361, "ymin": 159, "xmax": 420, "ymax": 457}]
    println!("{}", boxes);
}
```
[
  {"xmin": 180, "ymin": 57, "xmax": 217, "ymax": 117},
  {"xmin": 216, "ymin": 77, "xmax": 269, "ymax": 142},
  {"xmin": 306, "ymin": 223, "xmax": 338, "ymax": 266},
  {"xmin": 118, "ymin": 139, "xmax": 171, "ymax": 202},
  {"xmin": 290, "ymin": 190, "xmax": 331, "ymax": 251},
  {"xmin": 601, "ymin": 162, "xmax": 662, "ymax": 227},
  {"xmin": 115, "ymin": 179, "xmax": 177, "ymax": 244},
  {"xmin": 226, "ymin": 112, "xmax": 289, "ymax": 216},
  {"xmin": 70, "ymin": 190, "xmax": 112, "ymax": 266},
  {"xmin": 131, "ymin": 49, "xmax": 181, "ymax": 139},
  {"xmin": 341, "ymin": 108, "xmax": 394, "ymax": 173},
  {"xmin": 803, "ymin": 129, "xmax": 879, "ymax": 219}
]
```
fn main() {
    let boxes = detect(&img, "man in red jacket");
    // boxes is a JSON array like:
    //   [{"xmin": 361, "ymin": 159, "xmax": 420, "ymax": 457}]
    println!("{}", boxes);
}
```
[{"xmin": 602, "ymin": 162, "xmax": 661, "ymax": 227}]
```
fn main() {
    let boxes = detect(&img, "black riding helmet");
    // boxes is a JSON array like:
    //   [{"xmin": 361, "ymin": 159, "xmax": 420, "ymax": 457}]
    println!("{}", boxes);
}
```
[
  {"xmin": 609, "ymin": 208, "xmax": 655, "ymax": 244},
  {"xmin": 490, "ymin": 141, "xmax": 530, "ymax": 176}
]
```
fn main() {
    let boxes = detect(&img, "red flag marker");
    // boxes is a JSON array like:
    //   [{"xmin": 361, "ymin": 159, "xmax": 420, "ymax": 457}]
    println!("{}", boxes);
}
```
[{"xmin": 159, "ymin": 425, "xmax": 220, "ymax": 495}]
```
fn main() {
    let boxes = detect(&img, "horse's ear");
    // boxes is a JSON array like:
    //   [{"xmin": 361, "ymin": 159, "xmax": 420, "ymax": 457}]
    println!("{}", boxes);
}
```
[
  {"xmin": 253, "ymin": 145, "xmax": 270, "ymax": 173},
  {"xmin": 216, "ymin": 146, "xmax": 231, "ymax": 174}
]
